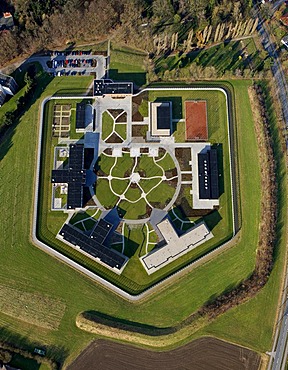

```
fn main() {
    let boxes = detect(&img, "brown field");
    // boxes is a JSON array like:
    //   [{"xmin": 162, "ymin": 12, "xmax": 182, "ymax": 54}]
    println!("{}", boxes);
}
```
[
  {"xmin": 67, "ymin": 337, "xmax": 261, "ymax": 370},
  {"xmin": 185, "ymin": 100, "xmax": 208, "ymax": 141}
]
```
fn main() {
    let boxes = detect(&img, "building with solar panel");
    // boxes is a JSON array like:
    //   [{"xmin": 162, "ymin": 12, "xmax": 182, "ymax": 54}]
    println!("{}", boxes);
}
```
[
  {"xmin": 198, "ymin": 148, "xmax": 219, "ymax": 200},
  {"xmin": 75, "ymin": 102, "xmax": 86, "ymax": 132},
  {"xmin": 58, "ymin": 219, "xmax": 128, "ymax": 273},
  {"xmin": 150, "ymin": 101, "xmax": 172, "ymax": 136},
  {"xmin": 51, "ymin": 144, "xmax": 86, "ymax": 209}
]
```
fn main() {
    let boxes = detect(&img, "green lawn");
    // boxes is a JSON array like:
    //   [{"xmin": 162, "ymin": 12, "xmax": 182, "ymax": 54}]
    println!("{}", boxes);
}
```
[
  {"xmin": 138, "ymin": 99, "xmax": 149, "ymax": 117},
  {"xmin": 109, "ymin": 43, "xmax": 147, "ymax": 87},
  {"xmin": 115, "ymin": 124, "xmax": 127, "ymax": 140},
  {"xmin": 125, "ymin": 187, "xmax": 142, "ymax": 202},
  {"xmin": 110, "ymin": 179, "xmax": 129, "ymax": 194},
  {"xmin": 111, "ymin": 154, "xmax": 134, "ymax": 178},
  {"xmin": 140, "ymin": 177, "xmax": 162, "ymax": 193},
  {"xmin": 70, "ymin": 212, "xmax": 92, "ymax": 224},
  {"xmin": 95, "ymin": 178, "xmax": 118, "ymax": 208},
  {"xmin": 0, "ymin": 76, "xmax": 285, "ymax": 368},
  {"xmin": 156, "ymin": 152, "xmax": 177, "ymax": 171},
  {"xmin": 136, "ymin": 155, "xmax": 163, "ymax": 177},
  {"xmin": 146, "ymin": 182, "xmax": 175, "ymax": 207},
  {"xmin": 101, "ymin": 111, "xmax": 114, "ymax": 141},
  {"xmin": 70, "ymin": 212, "xmax": 97, "ymax": 232},
  {"xmin": 95, "ymin": 153, "xmax": 115, "ymax": 175},
  {"xmin": 118, "ymin": 198, "xmax": 148, "ymax": 220}
]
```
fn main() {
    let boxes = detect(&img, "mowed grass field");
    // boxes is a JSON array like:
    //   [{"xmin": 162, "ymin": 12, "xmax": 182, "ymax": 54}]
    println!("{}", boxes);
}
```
[
  {"xmin": 109, "ymin": 43, "xmax": 147, "ymax": 87},
  {"xmin": 0, "ymin": 75, "xmax": 286, "ymax": 367}
]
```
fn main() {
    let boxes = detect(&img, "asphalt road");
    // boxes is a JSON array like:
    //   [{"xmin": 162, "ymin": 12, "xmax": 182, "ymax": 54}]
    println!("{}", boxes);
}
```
[
  {"xmin": 255, "ymin": 2, "xmax": 288, "ymax": 369},
  {"xmin": 256, "ymin": 5, "xmax": 288, "ymax": 150}
]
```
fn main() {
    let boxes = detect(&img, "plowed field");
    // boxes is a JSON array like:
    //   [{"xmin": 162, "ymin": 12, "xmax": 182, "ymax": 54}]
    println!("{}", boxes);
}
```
[{"xmin": 67, "ymin": 337, "xmax": 261, "ymax": 370}]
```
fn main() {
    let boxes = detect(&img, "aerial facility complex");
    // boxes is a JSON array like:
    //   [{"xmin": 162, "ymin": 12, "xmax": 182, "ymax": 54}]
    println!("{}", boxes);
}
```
[{"xmin": 37, "ymin": 78, "xmax": 231, "ymax": 281}]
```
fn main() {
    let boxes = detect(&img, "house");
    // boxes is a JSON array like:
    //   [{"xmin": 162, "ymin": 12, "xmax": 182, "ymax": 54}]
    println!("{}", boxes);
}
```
[
  {"xmin": 0, "ymin": 12, "xmax": 14, "ymax": 31},
  {"xmin": 0, "ymin": 73, "xmax": 18, "ymax": 107},
  {"xmin": 281, "ymin": 35, "xmax": 288, "ymax": 48},
  {"xmin": 280, "ymin": 14, "xmax": 288, "ymax": 27}
]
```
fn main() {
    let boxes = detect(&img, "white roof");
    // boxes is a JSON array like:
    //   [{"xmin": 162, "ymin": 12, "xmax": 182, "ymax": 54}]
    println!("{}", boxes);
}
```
[{"xmin": 141, "ymin": 219, "xmax": 213, "ymax": 274}]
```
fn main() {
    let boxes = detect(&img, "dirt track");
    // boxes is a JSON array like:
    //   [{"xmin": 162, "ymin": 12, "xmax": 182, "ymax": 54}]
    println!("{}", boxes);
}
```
[{"xmin": 67, "ymin": 337, "xmax": 261, "ymax": 370}]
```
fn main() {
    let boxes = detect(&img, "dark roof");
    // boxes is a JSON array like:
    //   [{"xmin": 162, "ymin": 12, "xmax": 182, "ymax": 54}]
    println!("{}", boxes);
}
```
[
  {"xmin": 198, "ymin": 148, "xmax": 219, "ymax": 200},
  {"xmin": 90, "ymin": 218, "xmax": 112, "ymax": 244},
  {"xmin": 0, "ymin": 73, "xmax": 17, "ymax": 93},
  {"xmin": 67, "ymin": 182, "xmax": 83, "ymax": 210},
  {"xmin": 69, "ymin": 143, "xmax": 84, "ymax": 170},
  {"xmin": 156, "ymin": 104, "xmax": 171, "ymax": 129},
  {"xmin": 51, "ymin": 144, "xmax": 86, "ymax": 209},
  {"xmin": 59, "ymin": 222, "xmax": 126, "ymax": 269},
  {"xmin": 0, "ymin": 89, "xmax": 6, "ymax": 105},
  {"xmin": 93, "ymin": 80, "xmax": 133, "ymax": 96},
  {"xmin": 76, "ymin": 102, "xmax": 86, "ymax": 129},
  {"xmin": 209, "ymin": 148, "xmax": 219, "ymax": 199}
]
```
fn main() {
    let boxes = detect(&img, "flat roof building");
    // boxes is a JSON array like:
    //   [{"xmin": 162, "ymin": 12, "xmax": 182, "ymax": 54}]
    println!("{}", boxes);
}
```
[
  {"xmin": 51, "ymin": 144, "xmax": 86, "ymax": 209},
  {"xmin": 58, "ymin": 219, "xmax": 128, "ymax": 272},
  {"xmin": 141, "ymin": 218, "xmax": 213, "ymax": 274},
  {"xmin": 185, "ymin": 100, "xmax": 208, "ymax": 141},
  {"xmin": 150, "ymin": 101, "xmax": 172, "ymax": 136},
  {"xmin": 191, "ymin": 143, "xmax": 220, "ymax": 209},
  {"xmin": 198, "ymin": 148, "xmax": 219, "ymax": 200},
  {"xmin": 93, "ymin": 79, "xmax": 133, "ymax": 97},
  {"xmin": 76, "ymin": 102, "xmax": 86, "ymax": 131}
]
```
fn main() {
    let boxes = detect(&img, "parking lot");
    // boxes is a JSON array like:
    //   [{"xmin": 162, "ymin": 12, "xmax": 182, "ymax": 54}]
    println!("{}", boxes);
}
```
[{"xmin": 27, "ymin": 50, "xmax": 107, "ymax": 78}]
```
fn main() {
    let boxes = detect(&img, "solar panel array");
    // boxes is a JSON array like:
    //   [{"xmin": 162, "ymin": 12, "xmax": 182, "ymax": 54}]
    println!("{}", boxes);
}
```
[
  {"xmin": 209, "ymin": 149, "xmax": 219, "ymax": 199},
  {"xmin": 76, "ymin": 102, "xmax": 86, "ymax": 129},
  {"xmin": 198, "ymin": 148, "xmax": 219, "ymax": 200},
  {"xmin": 90, "ymin": 219, "xmax": 112, "ymax": 243},
  {"xmin": 69, "ymin": 144, "xmax": 84, "ymax": 170},
  {"xmin": 156, "ymin": 105, "xmax": 171, "ymax": 129},
  {"xmin": 51, "ymin": 144, "xmax": 86, "ymax": 209},
  {"xmin": 93, "ymin": 80, "xmax": 133, "ymax": 96},
  {"xmin": 59, "ymin": 222, "xmax": 126, "ymax": 269}
]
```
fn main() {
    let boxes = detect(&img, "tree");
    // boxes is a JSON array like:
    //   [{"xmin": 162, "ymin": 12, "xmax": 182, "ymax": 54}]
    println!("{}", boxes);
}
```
[
  {"xmin": 24, "ymin": 72, "xmax": 33, "ymax": 90},
  {"xmin": 0, "ymin": 349, "xmax": 12, "ymax": 364},
  {"xmin": 3, "ymin": 111, "xmax": 14, "ymax": 126}
]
